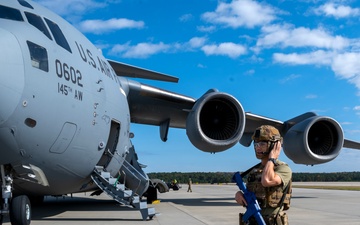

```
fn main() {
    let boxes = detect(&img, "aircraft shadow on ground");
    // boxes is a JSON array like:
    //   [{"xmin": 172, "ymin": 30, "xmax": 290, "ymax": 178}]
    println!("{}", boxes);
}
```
[
  {"xmin": 2, "ymin": 195, "xmax": 318, "ymax": 223},
  {"xmin": 29, "ymin": 197, "xmax": 146, "ymax": 222},
  {"xmin": 160, "ymin": 197, "xmax": 238, "ymax": 207},
  {"xmin": 159, "ymin": 195, "xmax": 318, "ymax": 207},
  {"xmin": 291, "ymin": 196, "xmax": 317, "ymax": 199}
]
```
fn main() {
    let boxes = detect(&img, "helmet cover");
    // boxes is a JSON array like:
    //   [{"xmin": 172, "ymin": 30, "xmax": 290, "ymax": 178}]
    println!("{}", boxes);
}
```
[{"xmin": 251, "ymin": 125, "xmax": 282, "ymax": 143}]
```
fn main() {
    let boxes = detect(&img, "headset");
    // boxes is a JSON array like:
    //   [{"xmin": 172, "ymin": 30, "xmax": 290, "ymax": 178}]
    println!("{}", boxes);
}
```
[
  {"xmin": 267, "ymin": 134, "xmax": 282, "ymax": 154},
  {"xmin": 254, "ymin": 129, "xmax": 282, "ymax": 155}
]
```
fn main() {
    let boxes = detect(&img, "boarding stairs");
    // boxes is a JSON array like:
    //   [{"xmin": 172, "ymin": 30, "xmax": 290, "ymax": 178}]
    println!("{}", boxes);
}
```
[{"xmin": 90, "ymin": 166, "xmax": 155, "ymax": 220}]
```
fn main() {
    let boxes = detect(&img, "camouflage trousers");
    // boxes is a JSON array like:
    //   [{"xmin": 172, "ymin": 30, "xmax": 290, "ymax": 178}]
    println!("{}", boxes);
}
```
[{"xmin": 239, "ymin": 212, "xmax": 288, "ymax": 225}]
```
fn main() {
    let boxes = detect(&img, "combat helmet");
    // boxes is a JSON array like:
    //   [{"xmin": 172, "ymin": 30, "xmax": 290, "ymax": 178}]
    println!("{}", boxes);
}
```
[{"xmin": 251, "ymin": 125, "xmax": 282, "ymax": 143}]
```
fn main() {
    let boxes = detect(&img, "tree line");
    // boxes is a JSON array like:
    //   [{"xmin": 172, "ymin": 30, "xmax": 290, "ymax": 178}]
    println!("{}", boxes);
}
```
[{"xmin": 148, "ymin": 171, "xmax": 360, "ymax": 184}]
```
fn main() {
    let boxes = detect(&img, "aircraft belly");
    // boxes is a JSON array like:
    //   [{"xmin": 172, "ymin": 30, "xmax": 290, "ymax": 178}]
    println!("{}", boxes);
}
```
[
  {"xmin": 13, "ymin": 173, "xmax": 96, "ymax": 196},
  {"xmin": 10, "ymin": 148, "xmax": 102, "ymax": 195}
]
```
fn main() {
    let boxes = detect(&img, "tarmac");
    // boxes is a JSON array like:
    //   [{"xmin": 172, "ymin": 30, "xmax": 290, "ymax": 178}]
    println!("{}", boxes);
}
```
[{"xmin": 2, "ymin": 182, "xmax": 360, "ymax": 224}]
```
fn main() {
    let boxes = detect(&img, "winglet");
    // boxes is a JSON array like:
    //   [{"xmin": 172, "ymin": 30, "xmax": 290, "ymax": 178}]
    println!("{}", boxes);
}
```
[{"xmin": 108, "ymin": 59, "xmax": 179, "ymax": 83}]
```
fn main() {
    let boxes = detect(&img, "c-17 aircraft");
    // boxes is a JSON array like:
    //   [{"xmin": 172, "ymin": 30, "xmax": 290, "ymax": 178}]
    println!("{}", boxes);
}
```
[{"xmin": 1, "ymin": 0, "xmax": 360, "ymax": 224}]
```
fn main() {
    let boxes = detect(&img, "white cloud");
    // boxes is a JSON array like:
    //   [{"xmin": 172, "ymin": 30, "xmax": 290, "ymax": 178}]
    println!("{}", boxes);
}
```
[
  {"xmin": 108, "ymin": 37, "xmax": 207, "ymax": 59},
  {"xmin": 332, "ymin": 52, "xmax": 360, "ymax": 80},
  {"xmin": 201, "ymin": 42, "xmax": 247, "ymax": 58},
  {"xmin": 274, "ymin": 51, "xmax": 360, "ymax": 92},
  {"xmin": 109, "ymin": 38, "xmax": 241, "ymax": 59},
  {"xmin": 110, "ymin": 42, "xmax": 170, "ymax": 58},
  {"xmin": 79, "ymin": 18, "xmax": 144, "ymax": 34},
  {"xmin": 179, "ymin": 14, "xmax": 193, "ymax": 22},
  {"xmin": 273, "ymin": 50, "xmax": 335, "ymax": 66},
  {"xmin": 170, "ymin": 37, "xmax": 208, "ymax": 52},
  {"xmin": 35, "ymin": 0, "xmax": 109, "ymax": 17},
  {"xmin": 197, "ymin": 25, "xmax": 216, "ymax": 33},
  {"xmin": 279, "ymin": 74, "xmax": 301, "ymax": 84},
  {"xmin": 201, "ymin": 0, "xmax": 277, "ymax": 28},
  {"xmin": 257, "ymin": 24, "xmax": 350, "ymax": 50},
  {"xmin": 314, "ymin": 3, "xmax": 360, "ymax": 19},
  {"xmin": 188, "ymin": 37, "xmax": 207, "ymax": 48},
  {"xmin": 332, "ymin": 52, "xmax": 360, "ymax": 92},
  {"xmin": 244, "ymin": 69, "xmax": 255, "ymax": 76}
]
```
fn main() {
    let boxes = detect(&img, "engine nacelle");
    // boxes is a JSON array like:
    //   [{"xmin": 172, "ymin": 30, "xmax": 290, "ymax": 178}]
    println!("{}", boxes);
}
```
[
  {"xmin": 186, "ymin": 89, "xmax": 245, "ymax": 153},
  {"xmin": 283, "ymin": 116, "xmax": 344, "ymax": 165}
]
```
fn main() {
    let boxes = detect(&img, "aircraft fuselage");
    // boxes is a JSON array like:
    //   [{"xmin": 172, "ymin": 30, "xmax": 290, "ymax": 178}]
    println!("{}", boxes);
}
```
[{"xmin": 0, "ymin": 0, "xmax": 133, "ymax": 196}]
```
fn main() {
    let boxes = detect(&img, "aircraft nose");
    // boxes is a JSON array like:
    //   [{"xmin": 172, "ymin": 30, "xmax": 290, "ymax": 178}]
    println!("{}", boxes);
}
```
[{"xmin": 0, "ymin": 28, "xmax": 25, "ymax": 124}]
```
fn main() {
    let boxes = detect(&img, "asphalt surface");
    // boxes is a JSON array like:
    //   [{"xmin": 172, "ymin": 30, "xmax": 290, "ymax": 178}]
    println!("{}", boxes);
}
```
[{"xmin": 2, "ymin": 183, "xmax": 360, "ymax": 224}]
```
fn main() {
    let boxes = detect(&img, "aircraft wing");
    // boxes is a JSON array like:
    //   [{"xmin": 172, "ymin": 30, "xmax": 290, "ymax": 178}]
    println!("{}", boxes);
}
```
[
  {"xmin": 241, "ymin": 111, "xmax": 360, "ymax": 165},
  {"xmin": 109, "ymin": 59, "xmax": 199, "ymax": 141},
  {"xmin": 108, "ymin": 60, "xmax": 179, "ymax": 83},
  {"xmin": 343, "ymin": 139, "xmax": 360, "ymax": 149},
  {"xmin": 125, "ymin": 77, "xmax": 360, "ymax": 165},
  {"xmin": 123, "ymin": 78, "xmax": 246, "ymax": 153},
  {"xmin": 240, "ymin": 112, "xmax": 315, "ymax": 147},
  {"xmin": 111, "ymin": 59, "xmax": 360, "ymax": 164},
  {"xmin": 125, "ymin": 79, "xmax": 195, "ymax": 129},
  {"xmin": 241, "ymin": 112, "xmax": 360, "ymax": 149},
  {"xmin": 109, "ymin": 58, "xmax": 246, "ymax": 152}
]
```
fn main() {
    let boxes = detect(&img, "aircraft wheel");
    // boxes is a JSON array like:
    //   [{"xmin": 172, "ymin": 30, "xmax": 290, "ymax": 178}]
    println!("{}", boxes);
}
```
[{"xmin": 10, "ymin": 195, "xmax": 31, "ymax": 225}]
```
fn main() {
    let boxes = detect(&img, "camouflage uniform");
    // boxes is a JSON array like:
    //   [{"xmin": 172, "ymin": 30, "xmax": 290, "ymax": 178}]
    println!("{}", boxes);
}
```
[
  {"xmin": 239, "ymin": 125, "xmax": 292, "ymax": 225},
  {"xmin": 240, "ymin": 161, "xmax": 292, "ymax": 225}
]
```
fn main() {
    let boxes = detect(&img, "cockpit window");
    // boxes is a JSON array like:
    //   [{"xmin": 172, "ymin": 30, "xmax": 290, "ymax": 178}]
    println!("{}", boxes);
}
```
[
  {"xmin": 27, "ymin": 41, "xmax": 49, "ymax": 72},
  {"xmin": 18, "ymin": 0, "xmax": 34, "ymax": 9},
  {"xmin": 25, "ymin": 12, "xmax": 52, "ymax": 40},
  {"xmin": 44, "ymin": 18, "xmax": 72, "ymax": 53},
  {"xmin": 0, "ymin": 5, "xmax": 24, "ymax": 21}
]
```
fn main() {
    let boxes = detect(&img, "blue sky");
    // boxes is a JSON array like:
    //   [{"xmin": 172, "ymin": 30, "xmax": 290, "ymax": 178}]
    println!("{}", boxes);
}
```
[{"xmin": 34, "ymin": 0, "xmax": 360, "ymax": 173}]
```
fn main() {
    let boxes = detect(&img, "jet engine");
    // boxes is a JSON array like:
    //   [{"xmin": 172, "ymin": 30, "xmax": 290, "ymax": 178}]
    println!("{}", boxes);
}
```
[
  {"xmin": 186, "ymin": 89, "xmax": 245, "ymax": 153},
  {"xmin": 283, "ymin": 116, "xmax": 344, "ymax": 165}
]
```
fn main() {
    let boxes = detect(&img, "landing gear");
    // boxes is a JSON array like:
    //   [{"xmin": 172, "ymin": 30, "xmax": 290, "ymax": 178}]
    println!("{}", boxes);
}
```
[
  {"xmin": 144, "ymin": 186, "xmax": 158, "ymax": 204},
  {"xmin": 1, "ymin": 165, "xmax": 32, "ymax": 225},
  {"xmin": 10, "ymin": 195, "xmax": 31, "ymax": 225}
]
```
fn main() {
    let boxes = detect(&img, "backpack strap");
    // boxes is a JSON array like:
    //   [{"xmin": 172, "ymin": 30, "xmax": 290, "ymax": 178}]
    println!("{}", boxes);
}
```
[{"xmin": 240, "ymin": 162, "xmax": 262, "ymax": 178}]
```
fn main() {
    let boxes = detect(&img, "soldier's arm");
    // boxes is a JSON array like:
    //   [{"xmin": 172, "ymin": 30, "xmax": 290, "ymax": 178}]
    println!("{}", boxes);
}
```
[{"xmin": 261, "ymin": 141, "xmax": 282, "ymax": 187}]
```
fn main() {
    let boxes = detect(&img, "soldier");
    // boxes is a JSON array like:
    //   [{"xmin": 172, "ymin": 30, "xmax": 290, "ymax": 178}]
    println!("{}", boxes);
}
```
[
  {"xmin": 235, "ymin": 125, "xmax": 292, "ymax": 225},
  {"xmin": 187, "ymin": 178, "xmax": 192, "ymax": 192}
]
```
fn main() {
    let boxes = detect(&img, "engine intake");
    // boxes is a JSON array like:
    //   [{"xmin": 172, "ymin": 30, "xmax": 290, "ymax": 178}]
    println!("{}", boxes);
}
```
[
  {"xmin": 283, "ymin": 116, "xmax": 344, "ymax": 165},
  {"xmin": 186, "ymin": 90, "xmax": 245, "ymax": 153}
]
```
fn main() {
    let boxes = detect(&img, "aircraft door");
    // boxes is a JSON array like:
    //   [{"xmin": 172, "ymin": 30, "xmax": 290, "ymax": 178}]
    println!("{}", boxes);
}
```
[{"xmin": 96, "ymin": 120, "xmax": 120, "ymax": 169}]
